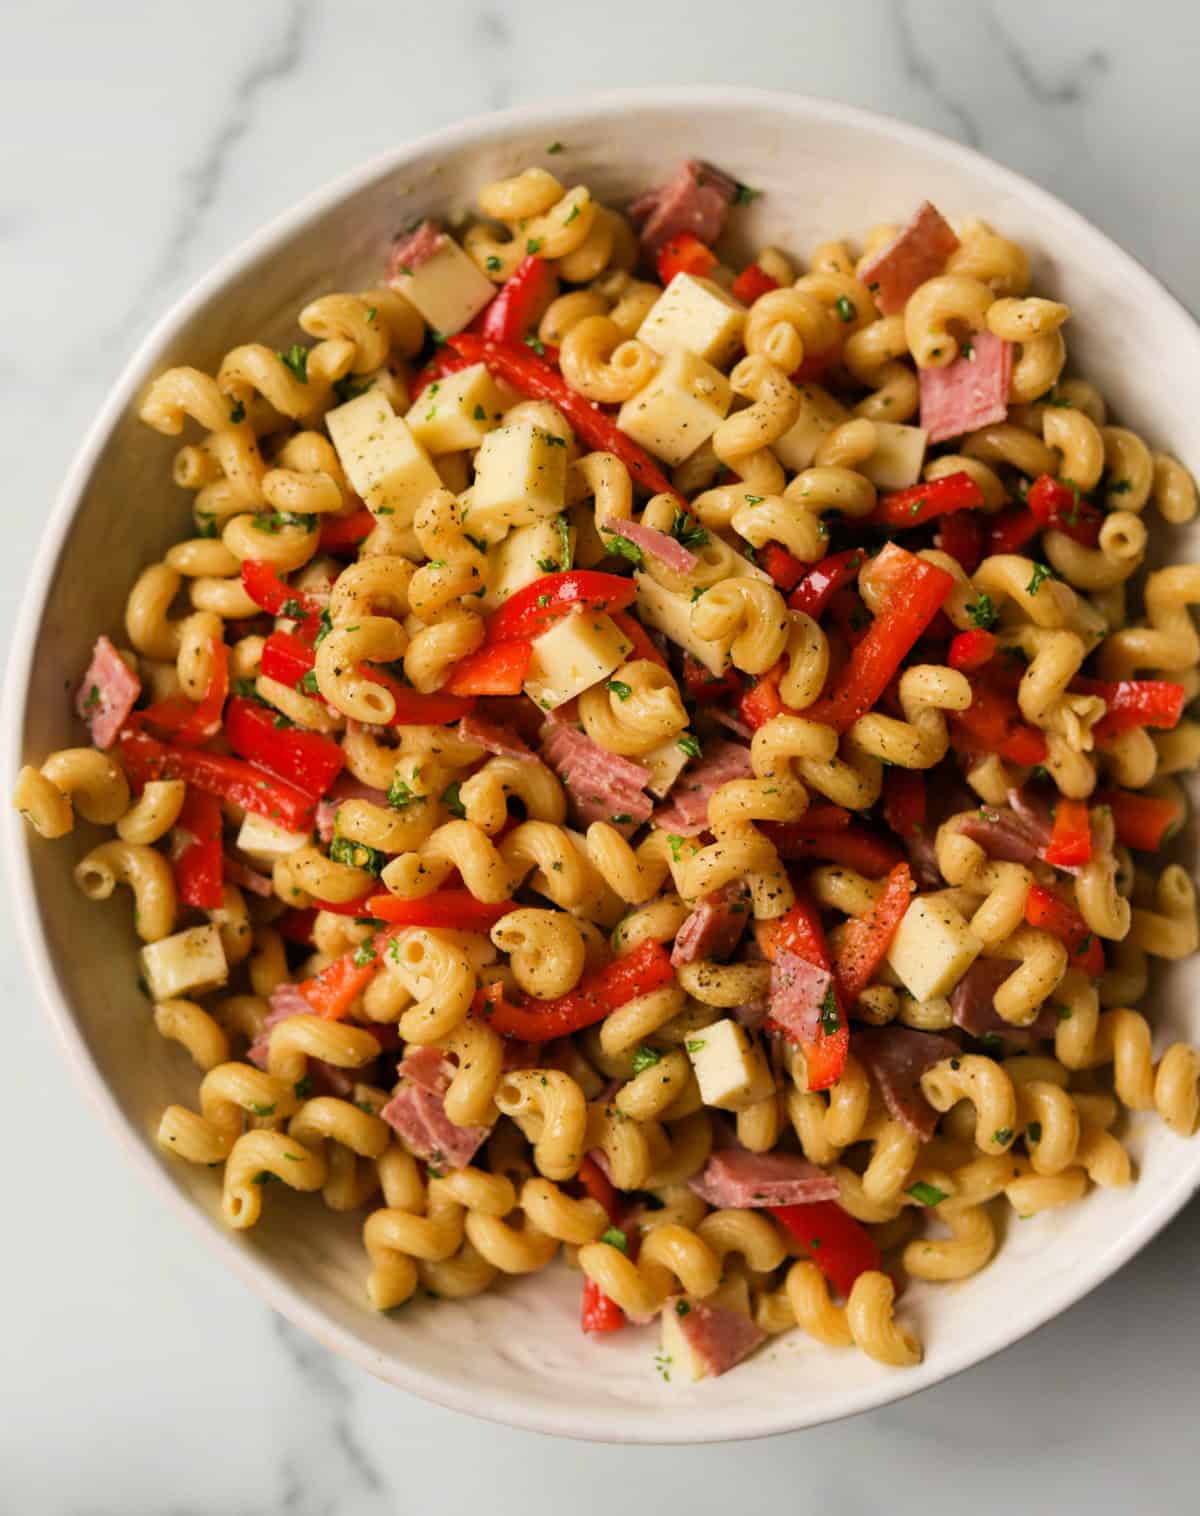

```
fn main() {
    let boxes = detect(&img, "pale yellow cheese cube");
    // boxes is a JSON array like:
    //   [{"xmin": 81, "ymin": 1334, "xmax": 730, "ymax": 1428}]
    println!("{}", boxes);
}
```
[
  {"xmin": 470, "ymin": 422, "xmax": 568, "ymax": 535},
  {"xmin": 886, "ymin": 897, "xmax": 983, "ymax": 1002},
  {"xmin": 858, "ymin": 421, "xmax": 929, "ymax": 490},
  {"xmin": 140, "ymin": 925, "xmax": 228, "ymax": 1002},
  {"xmin": 523, "ymin": 610, "xmax": 632, "ymax": 711},
  {"xmin": 686, "ymin": 1019, "xmax": 775, "ymax": 1111},
  {"xmin": 770, "ymin": 383, "xmax": 849, "ymax": 472},
  {"xmin": 404, "ymin": 362, "xmax": 506, "ymax": 454},
  {"xmin": 236, "ymin": 811, "xmax": 309, "ymax": 868},
  {"xmin": 325, "ymin": 390, "xmax": 442, "ymax": 528},
  {"xmin": 634, "ymin": 549, "xmax": 767, "ymax": 676},
  {"xmin": 641, "ymin": 735, "xmax": 692, "ymax": 799},
  {"xmin": 637, "ymin": 273, "xmax": 746, "ymax": 366},
  {"xmin": 388, "ymin": 237, "xmax": 496, "ymax": 335},
  {"xmin": 617, "ymin": 348, "xmax": 732, "ymax": 466},
  {"xmin": 480, "ymin": 519, "xmax": 574, "ymax": 613}
]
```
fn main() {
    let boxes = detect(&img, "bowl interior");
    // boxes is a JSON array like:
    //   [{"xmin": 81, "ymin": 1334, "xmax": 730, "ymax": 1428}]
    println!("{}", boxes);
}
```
[{"xmin": 9, "ymin": 88, "xmax": 1200, "ymax": 1442}]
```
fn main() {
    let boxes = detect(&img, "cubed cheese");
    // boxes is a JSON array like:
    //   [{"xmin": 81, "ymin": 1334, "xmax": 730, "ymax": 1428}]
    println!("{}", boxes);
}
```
[
  {"xmin": 480, "ymin": 519, "xmax": 574, "ymax": 613},
  {"xmin": 325, "ymin": 391, "xmax": 442, "ymax": 527},
  {"xmin": 686, "ymin": 1018, "xmax": 775, "ymax": 1111},
  {"xmin": 641, "ymin": 735, "xmax": 693, "ymax": 799},
  {"xmin": 388, "ymin": 237, "xmax": 496, "ymax": 335},
  {"xmin": 886, "ymin": 897, "xmax": 983, "ymax": 1001},
  {"xmin": 617, "ymin": 348, "xmax": 732, "ymax": 466},
  {"xmin": 523, "ymin": 610, "xmax": 631, "ymax": 711},
  {"xmin": 404, "ymin": 362, "xmax": 506, "ymax": 455},
  {"xmin": 236, "ymin": 812, "xmax": 309, "ymax": 867},
  {"xmin": 858, "ymin": 421, "xmax": 929, "ymax": 489},
  {"xmin": 770, "ymin": 383, "xmax": 849, "ymax": 472},
  {"xmin": 470, "ymin": 422, "xmax": 568, "ymax": 535},
  {"xmin": 141, "ymin": 925, "xmax": 228, "ymax": 1002},
  {"xmin": 637, "ymin": 273, "xmax": 746, "ymax": 366},
  {"xmin": 634, "ymin": 550, "xmax": 766, "ymax": 676}
]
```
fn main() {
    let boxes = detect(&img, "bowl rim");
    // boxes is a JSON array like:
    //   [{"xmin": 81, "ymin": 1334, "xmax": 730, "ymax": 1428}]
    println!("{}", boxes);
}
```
[{"xmin": 7, "ymin": 83, "xmax": 1200, "ymax": 1444}]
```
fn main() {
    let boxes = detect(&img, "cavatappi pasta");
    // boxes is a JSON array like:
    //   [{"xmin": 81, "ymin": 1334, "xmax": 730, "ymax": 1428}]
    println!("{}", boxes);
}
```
[{"xmin": 17, "ymin": 158, "xmax": 1200, "ymax": 1386}]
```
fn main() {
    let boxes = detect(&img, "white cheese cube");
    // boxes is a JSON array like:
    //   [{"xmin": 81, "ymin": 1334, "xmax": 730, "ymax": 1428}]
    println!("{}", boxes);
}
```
[
  {"xmin": 633, "ymin": 550, "xmax": 766, "ymax": 676},
  {"xmin": 886, "ymin": 897, "xmax": 983, "ymax": 1002},
  {"xmin": 141, "ymin": 925, "xmax": 228, "ymax": 1002},
  {"xmin": 641, "ymin": 736, "xmax": 693, "ymax": 799},
  {"xmin": 858, "ymin": 421, "xmax": 929, "ymax": 490},
  {"xmin": 325, "ymin": 391, "xmax": 442, "ymax": 528},
  {"xmin": 236, "ymin": 811, "xmax": 309, "ymax": 867},
  {"xmin": 471, "ymin": 422, "xmax": 568, "ymax": 535},
  {"xmin": 686, "ymin": 1018, "xmax": 775, "ymax": 1111},
  {"xmin": 404, "ymin": 362, "xmax": 506, "ymax": 455},
  {"xmin": 637, "ymin": 273, "xmax": 746, "ymax": 366},
  {"xmin": 617, "ymin": 348, "xmax": 732, "ymax": 466},
  {"xmin": 388, "ymin": 237, "xmax": 496, "ymax": 335},
  {"xmin": 770, "ymin": 383, "xmax": 849, "ymax": 472},
  {"xmin": 480, "ymin": 519, "xmax": 573, "ymax": 613},
  {"xmin": 523, "ymin": 610, "xmax": 632, "ymax": 711}
]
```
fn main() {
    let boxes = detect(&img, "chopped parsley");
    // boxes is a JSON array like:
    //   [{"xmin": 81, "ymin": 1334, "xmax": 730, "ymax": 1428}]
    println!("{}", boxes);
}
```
[
  {"xmin": 654, "ymin": 1351, "xmax": 672, "ymax": 1382},
  {"xmin": 526, "ymin": 238, "xmax": 543, "ymax": 255},
  {"xmin": 1026, "ymin": 562, "xmax": 1053, "ymax": 596},
  {"xmin": 632, "ymin": 1045, "xmax": 662, "ymax": 1075},
  {"xmin": 330, "ymin": 836, "xmax": 387, "ymax": 876},
  {"xmin": 674, "ymin": 1299, "xmax": 691, "ymax": 1317},
  {"xmin": 1026, "ymin": 1122, "xmax": 1043, "ymax": 1144},
  {"xmin": 1110, "ymin": 478, "xmax": 1131, "ymax": 495},
  {"xmin": 313, "ymin": 609, "xmax": 334, "ymax": 648},
  {"xmin": 670, "ymin": 511, "xmax": 710, "ymax": 551},
  {"xmin": 297, "ymin": 669, "xmax": 319, "ymax": 696},
  {"xmin": 961, "ymin": 338, "xmax": 975, "ymax": 360},
  {"xmin": 690, "ymin": 585, "xmax": 707, "ymax": 603},
  {"xmin": 546, "ymin": 141, "xmax": 564, "ymax": 154},
  {"xmin": 600, "ymin": 1225, "xmax": 628, "ymax": 1253},
  {"xmin": 607, "ymin": 679, "xmax": 633, "ymax": 702},
  {"xmin": 249, "ymin": 1102, "xmax": 276, "ymax": 1118},
  {"xmin": 993, "ymin": 1127, "xmax": 1014, "ymax": 1146},
  {"xmin": 685, "ymin": 1038, "xmax": 707, "ymax": 1054},
  {"xmin": 441, "ymin": 781, "xmax": 466, "ymax": 819},
  {"xmin": 733, "ymin": 181, "xmax": 762, "ymax": 205},
  {"xmin": 667, "ymin": 834, "xmax": 685, "ymax": 861},
  {"xmin": 485, "ymin": 255, "xmax": 503, "ymax": 272},
  {"xmin": 834, "ymin": 295, "xmax": 856, "ymax": 324},
  {"xmin": 388, "ymin": 774, "xmax": 418, "ymax": 811},
  {"xmin": 351, "ymin": 940, "xmax": 377, "ymax": 967},
  {"xmin": 604, "ymin": 531, "xmax": 644, "ymax": 567},
  {"xmin": 966, "ymin": 594, "xmax": 998, "ymax": 630},
  {"xmin": 83, "ymin": 683, "xmax": 101, "ymax": 710},
  {"xmin": 906, "ymin": 1181, "xmax": 947, "ymax": 1207},
  {"xmin": 677, "ymin": 734, "xmax": 702, "ymax": 760},
  {"xmin": 251, "ymin": 510, "xmax": 317, "ymax": 535},
  {"xmin": 819, "ymin": 985, "xmax": 841, "ymax": 1038},
  {"xmin": 524, "ymin": 334, "xmax": 546, "ymax": 356},
  {"xmin": 472, "ymin": 404, "xmax": 487, "ymax": 421},
  {"xmin": 563, "ymin": 204, "xmax": 580, "ymax": 226},
  {"xmin": 293, "ymin": 1075, "xmax": 314, "ymax": 1100},
  {"xmin": 277, "ymin": 344, "xmax": 310, "ymax": 382},
  {"xmin": 195, "ymin": 513, "xmax": 219, "ymax": 538},
  {"xmin": 229, "ymin": 398, "xmax": 246, "ymax": 424}
]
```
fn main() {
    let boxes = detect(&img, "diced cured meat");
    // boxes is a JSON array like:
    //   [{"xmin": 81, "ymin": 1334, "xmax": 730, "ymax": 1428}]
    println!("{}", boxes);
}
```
[
  {"xmin": 652, "ymin": 740, "xmax": 752, "ymax": 836},
  {"xmin": 671, "ymin": 884, "xmax": 750, "ymax": 967},
  {"xmin": 248, "ymin": 984, "xmax": 372, "ymax": 1097},
  {"xmin": 958, "ymin": 801, "xmax": 1050, "ymax": 867},
  {"xmin": 386, "ymin": 218, "xmax": 444, "ymax": 280},
  {"xmin": 396, "ymin": 1044, "xmax": 455, "ymax": 1096},
  {"xmin": 766, "ymin": 951, "xmax": 834, "ymax": 1043},
  {"xmin": 667, "ymin": 1295, "xmax": 767, "ymax": 1378},
  {"xmin": 858, "ymin": 200, "xmax": 961, "ymax": 316},
  {"xmin": 539, "ymin": 722, "xmax": 652, "ymax": 837},
  {"xmin": 629, "ymin": 160, "xmax": 740, "ymax": 257},
  {"xmin": 315, "ymin": 774, "xmax": 390, "ymax": 844},
  {"xmin": 905, "ymin": 828, "xmax": 944, "ymax": 890},
  {"xmin": 713, "ymin": 711, "xmax": 753, "ymax": 741},
  {"xmin": 688, "ymin": 1147, "xmax": 840, "ymax": 1208},
  {"xmin": 852, "ymin": 1026, "xmax": 960, "ymax": 1141},
  {"xmin": 950, "ymin": 957, "xmax": 1059, "ymax": 1048},
  {"xmin": 381, "ymin": 1082, "xmax": 492, "ymax": 1169},
  {"xmin": 223, "ymin": 853, "xmax": 274, "ymax": 897},
  {"xmin": 732, "ymin": 998, "xmax": 769, "ymax": 1032},
  {"xmin": 458, "ymin": 710, "xmax": 534, "ymax": 761},
  {"xmin": 919, "ymin": 331, "xmax": 1013, "ymax": 444},
  {"xmin": 75, "ymin": 635, "xmax": 140, "ymax": 750},
  {"xmin": 602, "ymin": 518, "xmax": 699, "ymax": 576}
]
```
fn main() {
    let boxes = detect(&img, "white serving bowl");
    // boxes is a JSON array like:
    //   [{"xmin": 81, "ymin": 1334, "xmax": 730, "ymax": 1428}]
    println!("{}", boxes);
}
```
[{"xmin": 7, "ymin": 87, "xmax": 1199, "ymax": 1444}]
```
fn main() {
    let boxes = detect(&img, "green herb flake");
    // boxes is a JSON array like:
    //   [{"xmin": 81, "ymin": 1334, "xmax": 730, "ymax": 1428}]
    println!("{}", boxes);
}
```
[
  {"xmin": 1026, "ymin": 562, "xmax": 1053, "ymax": 596},
  {"xmin": 546, "ymin": 141, "xmax": 564, "ymax": 154},
  {"xmin": 632, "ymin": 1045, "xmax": 663, "ymax": 1075},
  {"xmin": 670, "ymin": 510, "xmax": 710, "ymax": 551},
  {"xmin": 525, "ymin": 238, "xmax": 543, "ymax": 256},
  {"xmin": 388, "ymin": 774, "xmax": 417, "ymax": 811},
  {"xmin": 667, "ymin": 834, "xmax": 685, "ymax": 861},
  {"xmin": 834, "ymin": 295, "xmax": 856, "ymax": 324},
  {"xmin": 229, "ymin": 398, "xmax": 246, "ymax": 424},
  {"xmin": 993, "ymin": 1127, "xmax": 1014, "ymax": 1146},
  {"xmin": 906, "ymin": 1181, "xmax": 948, "ymax": 1207},
  {"xmin": 600, "ymin": 1225, "xmax": 628, "ymax": 1254},
  {"xmin": 675, "ymin": 1299, "xmax": 691, "ymax": 1317},
  {"xmin": 819, "ymin": 985, "xmax": 841, "ymax": 1038},
  {"xmin": 329, "ymin": 836, "xmax": 387, "ymax": 876},
  {"xmin": 604, "ymin": 532, "xmax": 644, "ymax": 567},
  {"xmin": 297, "ymin": 669, "xmax": 319, "ymax": 696},
  {"xmin": 733, "ymin": 181, "xmax": 762, "ymax": 205},
  {"xmin": 249, "ymin": 1102, "xmax": 276, "ymax": 1118},
  {"xmin": 965, "ymin": 594, "xmax": 998, "ymax": 630},
  {"xmin": 441, "ymin": 781, "xmax": 466, "ymax": 819},
  {"xmin": 654, "ymin": 1351, "xmax": 672, "ymax": 1382},
  {"xmin": 277, "ymin": 344, "xmax": 310, "ymax": 383},
  {"xmin": 485, "ymin": 255, "xmax": 503, "ymax": 273},
  {"xmin": 293, "ymin": 1074, "xmax": 314, "ymax": 1100},
  {"xmin": 677, "ymin": 734, "xmax": 702, "ymax": 759},
  {"xmin": 1026, "ymin": 1122, "xmax": 1043, "ymax": 1144},
  {"xmin": 607, "ymin": 679, "xmax": 633, "ymax": 702},
  {"xmin": 83, "ymin": 683, "xmax": 101, "ymax": 710},
  {"xmin": 313, "ymin": 609, "xmax": 334, "ymax": 648},
  {"xmin": 685, "ymin": 1038, "xmax": 707, "ymax": 1054}
]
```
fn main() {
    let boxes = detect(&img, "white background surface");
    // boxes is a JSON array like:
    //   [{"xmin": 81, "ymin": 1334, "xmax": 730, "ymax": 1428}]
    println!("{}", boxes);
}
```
[{"xmin": 3, "ymin": 3, "xmax": 1198, "ymax": 1511}]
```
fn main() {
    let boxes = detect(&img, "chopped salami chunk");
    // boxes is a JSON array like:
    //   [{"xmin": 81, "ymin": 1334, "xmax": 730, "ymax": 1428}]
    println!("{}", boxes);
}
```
[
  {"xmin": 385, "ymin": 218, "xmax": 444, "ymax": 280},
  {"xmin": 713, "ymin": 710, "xmax": 753, "ymax": 741},
  {"xmin": 671, "ymin": 884, "xmax": 750, "ymax": 966},
  {"xmin": 538, "ymin": 722, "xmax": 652, "ymax": 836},
  {"xmin": 688, "ymin": 1147, "xmax": 840, "ymax": 1208},
  {"xmin": 458, "ymin": 711, "xmax": 534, "ymax": 761},
  {"xmin": 950, "ymin": 959, "xmax": 1059, "ymax": 1048},
  {"xmin": 396, "ymin": 1044, "xmax": 455, "ymax": 1097},
  {"xmin": 653, "ymin": 740, "xmax": 752, "ymax": 836},
  {"xmin": 858, "ymin": 200, "xmax": 961, "ymax": 316},
  {"xmin": 958, "ymin": 800, "xmax": 1050, "ymax": 867},
  {"xmin": 919, "ymin": 331, "xmax": 1013, "ymax": 444},
  {"xmin": 766, "ymin": 951, "xmax": 835, "ymax": 1043},
  {"xmin": 602, "ymin": 518, "xmax": 699, "ymax": 576},
  {"xmin": 223, "ymin": 854, "xmax": 274, "ymax": 897},
  {"xmin": 853, "ymin": 1026, "xmax": 960, "ymax": 1141},
  {"xmin": 247, "ymin": 984, "xmax": 371, "ymax": 1097},
  {"xmin": 75, "ymin": 635, "xmax": 140, "ymax": 750},
  {"xmin": 905, "ymin": 828, "xmax": 944, "ymax": 890},
  {"xmin": 381, "ymin": 1082, "xmax": 491, "ymax": 1169},
  {"xmin": 666, "ymin": 1295, "xmax": 767, "ymax": 1379},
  {"xmin": 629, "ymin": 160, "xmax": 740, "ymax": 256}
]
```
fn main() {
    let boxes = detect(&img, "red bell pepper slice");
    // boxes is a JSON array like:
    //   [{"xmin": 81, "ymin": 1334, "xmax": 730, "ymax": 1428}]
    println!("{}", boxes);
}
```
[
  {"xmin": 277, "ymin": 907, "xmax": 318, "ymax": 944},
  {"xmin": 937, "ymin": 509, "xmax": 984, "ymax": 575},
  {"xmin": 656, "ymin": 232, "xmax": 719, "ymax": 286},
  {"xmin": 447, "ymin": 334, "xmax": 684, "ymax": 502},
  {"xmin": 832, "ymin": 861, "xmax": 913, "ymax": 1005},
  {"xmin": 763, "ymin": 804, "xmax": 851, "ymax": 838},
  {"xmin": 477, "ymin": 939, "xmax": 674, "ymax": 1041},
  {"xmin": 225, "ymin": 697, "xmax": 344, "ymax": 797},
  {"xmin": 364, "ymin": 664, "xmax": 476, "ymax": 726},
  {"xmin": 986, "ymin": 506, "xmax": 1040, "ymax": 557},
  {"xmin": 578, "ymin": 1154, "xmax": 622, "ymax": 1223},
  {"xmin": 365, "ymin": 890, "xmax": 515, "ymax": 931},
  {"xmin": 803, "ymin": 547, "xmax": 954, "ymax": 733},
  {"xmin": 950, "ymin": 680, "xmax": 1048, "ymax": 767},
  {"xmin": 411, "ymin": 349, "xmax": 474, "ymax": 401},
  {"xmin": 882, "ymin": 768, "xmax": 926, "ymax": 841},
  {"xmin": 762, "ymin": 543, "xmax": 807, "ymax": 592},
  {"xmin": 1070, "ymin": 678, "xmax": 1185, "ymax": 741},
  {"xmin": 260, "ymin": 630, "xmax": 317, "ymax": 690},
  {"xmin": 171, "ymin": 788, "xmax": 225, "ymax": 910},
  {"xmin": 319, "ymin": 507, "xmax": 375, "ymax": 553},
  {"xmin": 241, "ymin": 560, "xmax": 314, "ymax": 618},
  {"xmin": 141, "ymin": 638, "xmax": 229, "ymax": 748},
  {"xmin": 485, "ymin": 570, "xmax": 638, "ymax": 644},
  {"xmin": 792, "ymin": 347, "xmax": 840, "ymax": 383},
  {"xmin": 867, "ymin": 470, "xmax": 984, "ymax": 528},
  {"xmin": 1026, "ymin": 474, "xmax": 1103, "ymax": 547},
  {"xmin": 308, "ymin": 892, "xmax": 376, "ymax": 917},
  {"xmin": 610, "ymin": 609, "xmax": 669, "ymax": 669},
  {"xmin": 787, "ymin": 549, "xmax": 865, "ymax": 619},
  {"xmin": 757, "ymin": 891, "xmax": 849, "ymax": 1091},
  {"xmin": 769, "ymin": 1201, "xmax": 882, "ymax": 1298},
  {"xmin": 682, "ymin": 653, "xmax": 739, "ymax": 699},
  {"xmin": 1024, "ymin": 883, "xmax": 1104, "ymax": 976},
  {"xmin": 440, "ymin": 640, "xmax": 532, "ymax": 696},
  {"xmin": 297, "ymin": 946, "xmax": 382, "ymax": 1020},
  {"xmin": 163, "ymin": 745, "xmax": 317, "ymax": 832},
  {"xmin": 764, "ymin": 822, "xmax": 905, "ymax": 876},
  {"xmin": 581, "ymin": 1276, "xmax": 626, "ymax": 1333},
  {"xmin": 739, "ymin": 661, "xmax": 785, "ymax": 731},
  {"xmin": 948, "ymin": 628, "xmax": 997, "ymax": 672},
  {"xmin": 1043, "ymin": 797, "xmax": 1092, "ymax": 869},
  {"xmin": 479, "ymin": 254, "xmax": 556, "ymax": 343},
  {"xmin": 731, "ymin": 263, "xmax": 780, "ymax": 305},
  {"xmin": 1095, "ymin": 788, "xmax": 1185, "ymax": 852}
]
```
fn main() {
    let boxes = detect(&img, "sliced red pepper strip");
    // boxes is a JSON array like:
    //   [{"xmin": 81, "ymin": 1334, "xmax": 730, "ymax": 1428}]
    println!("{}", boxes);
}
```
[
  {"xmin": 241, "ymin": 560, "xmax": 319, "ymax": 618},
  {"xmin": 448, "ymin": 333, "xmax": 684, "ymax": 502},
  {"xmin": 308, "ymin": 892, "xmax": 376, "ymax": 918},
  {"xmin": 937, "ymin": 509, "xmax": 984, "ymax": 575},
  {"xmin": 581, "ymin": 1277, "xmax": 626, "ymax": 1333},
  {"xmin": 656, "ymin": 232, "xmax": 719, "ymax": 286},
  {"xmin": 479, "ymin": 254, "xmax": 557, "ymax": 343},
  {"xmin": 882, "ymin": 768, "xmax": 926, "ymax": 841},
  {"xmin": 485, "ymin": 570, "xmax": 638, "ymax": 644},
  {"xmin": 261, "ymin": 629, "xmax": 317, "ymax": 690},
  {"xmin": 277, "ymin": 907, "xmax": 318, "ymax": 944},
  {"xmin": 1095, "ymin": 788, "xmax": 1185, "ymax": 852},
  {"xmin": 610, "ymin": 609, "xmax": 668, "ymax": 669},
  {"xmin": 762, "ymin": 542, "xmax": 807, "ymax": 592},
  {"xmin": 297, "ymin": 947, "xmax": 381, "ymax": 1020},
  {"xmin": 319, "ymin": 507, "xmax": 375, "ymax": 552},
  {"xmin": 1070, "ymin": 678, "xmax": 1186, "ymax": 741},
  {"xmin": 769, "ymin": 1201, "xmax": 882, "ymax": 1298},
  {"xmin": 763, "ymin": 804, "xmax": 851, "ymax": 838},
  {"xmin": 364, "ymin": 664, "xmax": 476, "ymax": 726},
  {"xmin": 171, "ymin": 788, "xmax": 225, "ymax": 910},
  {"xmin": 787, "ymin": 549, "xmax": 865, "ymax": 618},
  {"xmin": 1044, "ymin": 797, "xmax": 1092, "ymax": 869},
  {"xmin": 163, "ymin": 745, "xmax": 317, "ymax": 832},
  {"xmin": 739, "ymin": 660, "xmax": 785, "ymax": 732},
  {"xmin": 731, "ymin": 263, "xmax": 780, "ymax": 305},
  {"xmin": 832, "ymin": 862, "xmax": 914, "ymax": 1006},
  {"xmin": 682, "ymin": 652, "xmax": 739, "ymax": 699},
  {"xmin": 756, "ymin": 891, "xmax": 849, "ymax": 1091},
  {"xmin": 365, "ymin": 890, "xmax": 515, "ymax": 930},
  {"xmin": 477, "ymin": 939, "xmax": 674, "ymax": 1041},
  {"xmin": 986, "ymin": 506, "xmax": 1040, "ymax": 557},
  {"xmin": 764, "ymin": 822, "xmax": 904, "ymax": 876},
  {"xmin": 411, "ymin": 350, "xmax": 474, "ymax": 401},
  {"xmin": 441, "ymin": 640, "xmax": 532, "ymax": 696},
  {"xmin": 948, "ymin": 628, "xmax": 997, "ymax": 672},
  {"xmin": 578, "ymin": 1154, "xmax": 622, "ymax": 1223},
  {"xmin": 142, "ymin": 638, "xmax": 230, "ymax": 748},
  {"xmin": 1026, "ymin": 474, "xmax": 1103, "ymax": 547},
  {"xmin": 950, "ymin": 679, "xmax": 1048, "ymax": 767},
  {"xmin": 1025, "ymin": 883, "xmax": 1104, "ymax": 976},
  {"xmin": 225, "ymin": 697, "xmax": 344, "ymax": 797},
  {"xmin": 867, "ymin": 470, "xmax": 984, "ymax": 528},
  {"xmin": 804, "ymin": 547, "xmax": 954, "ymax": 733}
]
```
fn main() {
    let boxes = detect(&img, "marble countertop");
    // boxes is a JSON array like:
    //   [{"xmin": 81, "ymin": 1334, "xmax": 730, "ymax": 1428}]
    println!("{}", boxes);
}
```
[{"xmin": 4, "ymin": 2, "xmax": 1198, "ymax": 1511}]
